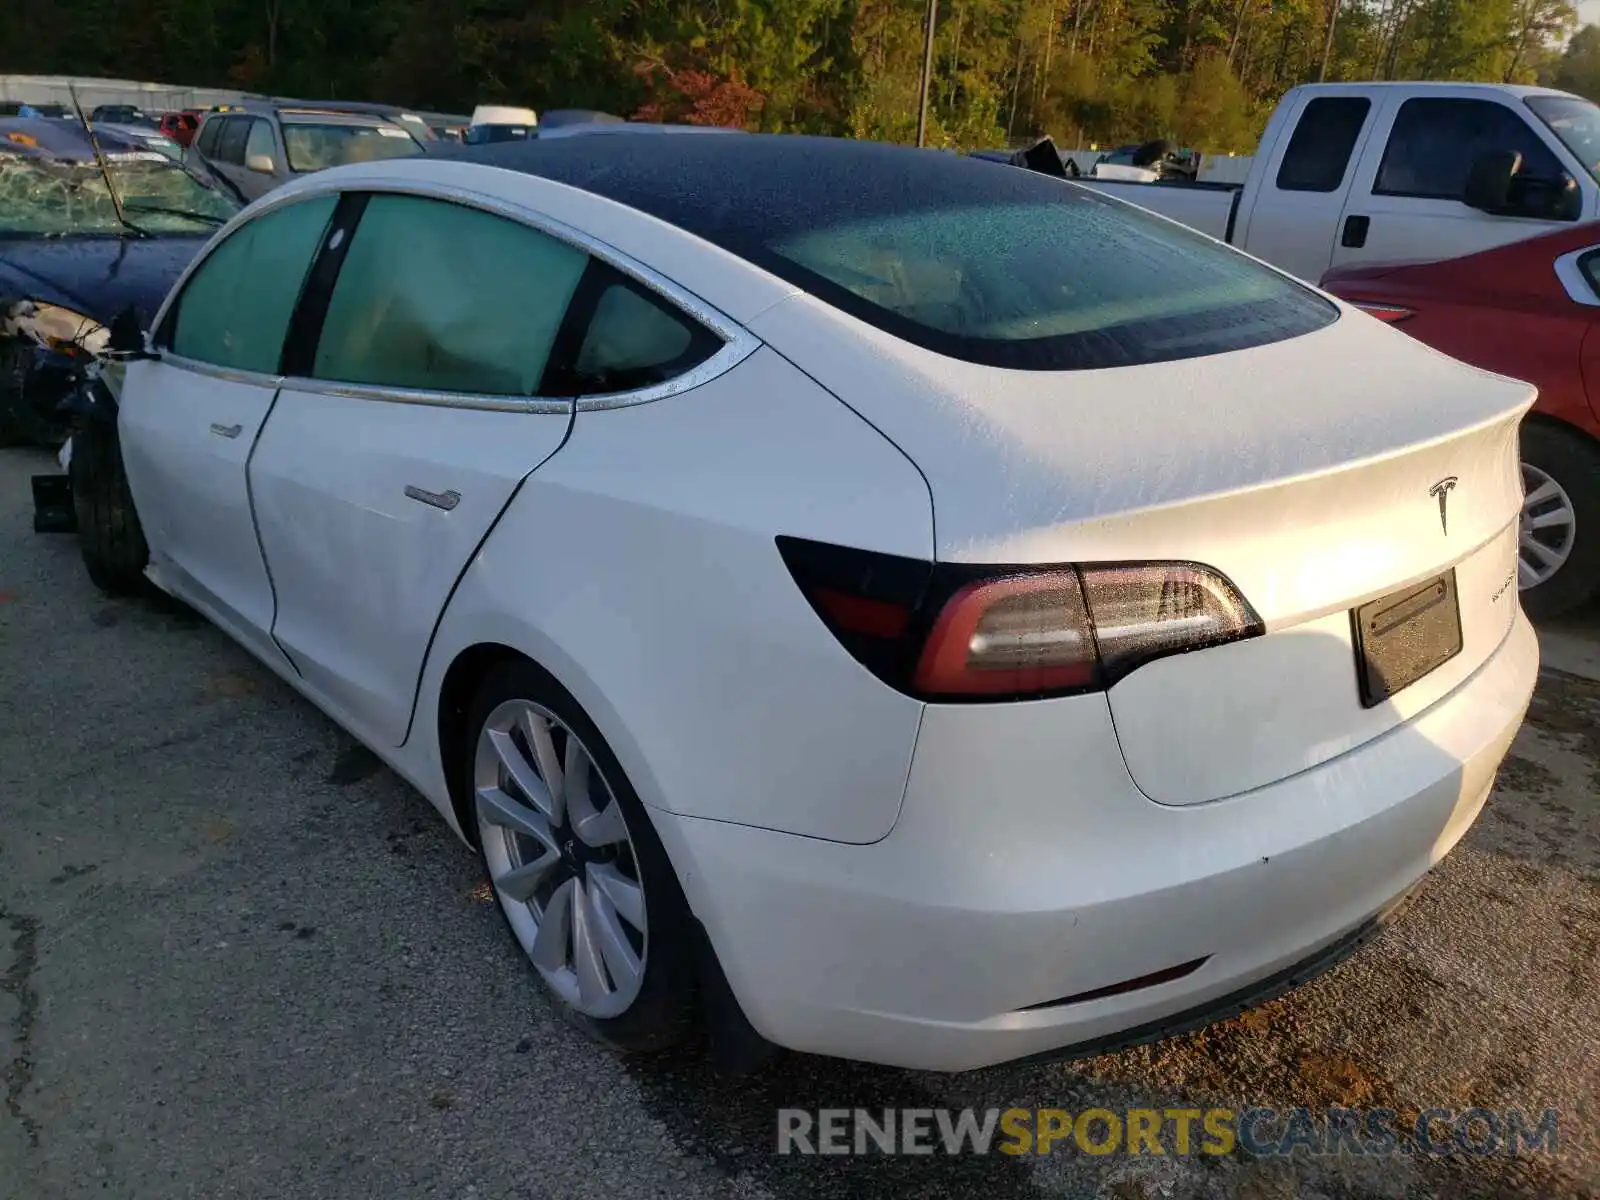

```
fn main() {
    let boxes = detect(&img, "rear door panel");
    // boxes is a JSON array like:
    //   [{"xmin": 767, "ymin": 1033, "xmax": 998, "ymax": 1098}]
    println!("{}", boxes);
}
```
[
  {"xmin": 1234, "ymin": 89, "xmax": 1382, "ymax": 282},
  {"xmin": 244, "ymin": 189, "xmax": 595, "ymax": 747},
  {"xmin": 248, "ymin": 390, "xmax": 571, "ymax": 745}
]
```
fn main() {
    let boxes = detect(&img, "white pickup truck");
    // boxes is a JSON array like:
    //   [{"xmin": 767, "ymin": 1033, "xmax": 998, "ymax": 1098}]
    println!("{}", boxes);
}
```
[{"xmin": 1076, "ymin": 80, "xmax": 1600, "ymax": 282}]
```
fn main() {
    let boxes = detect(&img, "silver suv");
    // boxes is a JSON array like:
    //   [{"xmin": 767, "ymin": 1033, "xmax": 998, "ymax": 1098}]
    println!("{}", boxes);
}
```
[{"xmin": 192, "ymin": 102, "xmax": 424, "ymax": 201}]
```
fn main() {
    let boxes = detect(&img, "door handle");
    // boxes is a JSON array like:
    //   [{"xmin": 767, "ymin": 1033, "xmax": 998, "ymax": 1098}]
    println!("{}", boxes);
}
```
[
  {"xmin": 1341, "ymin": 215, "xmax": 1370, "ymax": 249},
  {"xmin": 209, "ymin": 422, "xmax": 243, "ymax": 439},
  {"xmin": 404, "ymin": 485, "xmax": 461, "ymax": 512}
]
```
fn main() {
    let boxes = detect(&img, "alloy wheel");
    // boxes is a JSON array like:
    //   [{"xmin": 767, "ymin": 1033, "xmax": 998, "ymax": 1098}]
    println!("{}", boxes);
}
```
[
  {"xmin": 1519, "ymin": 463, "xmax": 1577, "ymax": 590},
  {"xmin": 474, "ymin": 699, "xmax": 648, "ymax": 1019}
]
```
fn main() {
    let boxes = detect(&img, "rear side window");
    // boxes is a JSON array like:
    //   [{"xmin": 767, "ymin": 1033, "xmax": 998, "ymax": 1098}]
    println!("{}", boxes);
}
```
[
  {"xmin": 1275, "ymin": 97, "xmax": 1370, "ymax": 192},
  {"xmin": 311, "ymin": 194, "xmax": 588, "ymax": 395},
  {"xmin": 465, "ymin": 125, "xmax": 535, "ymax": 145},
  {"xmin": 1375, "ymin": 98, "xmax": 1563, "ymax": 200},
  {"xmin": 166, "ymin": 195, "xmax": 337, "ymax": 372},
  {"xmin": 762, "ymin": 195, "xmax": 1335, "ymax": 370},
  {"xmin": 215, "ymin": 117, "xmax": 249, "ymax": 165},
  {"xmin": 557, "ymin": 269, "xmax": 722, "ymax": 396}
]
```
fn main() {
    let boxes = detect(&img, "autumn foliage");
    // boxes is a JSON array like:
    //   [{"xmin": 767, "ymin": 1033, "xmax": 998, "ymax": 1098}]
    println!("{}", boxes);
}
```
[
  {"xmin": 2, "ymin": 0, "xmax": 1594, "ymax": 154},
  {"xmin": 632, "ymin": 66, "xmax": 765, "ymax": 129}
]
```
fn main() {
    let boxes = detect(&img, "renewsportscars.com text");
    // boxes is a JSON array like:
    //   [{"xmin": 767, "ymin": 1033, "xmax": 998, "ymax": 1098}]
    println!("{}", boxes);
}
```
[{"xmin": 776, "ymin": 1106, "xmax": 1560, "ymax": 1158}]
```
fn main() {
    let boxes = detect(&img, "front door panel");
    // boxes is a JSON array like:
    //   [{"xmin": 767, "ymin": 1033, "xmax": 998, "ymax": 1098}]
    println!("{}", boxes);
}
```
[
  {"xmin": 1329, "ymin": 91, "xmax": 1588, "ymax": 273},
  {"xmin": 117, "ymin": 357, "xmax": 288, "ymax": 667},
  {"xmin": 248, "ymin": 388, "xmax": 572, "ymax": 746}
]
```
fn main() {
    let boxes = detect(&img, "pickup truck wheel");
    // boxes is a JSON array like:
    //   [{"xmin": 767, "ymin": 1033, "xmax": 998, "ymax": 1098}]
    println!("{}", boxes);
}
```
[
  {"xmin": 1517, "ymin": 422, "xmax": 1600, "ymax": 620},
  {"xmin": 69, "ymin": 419, "xmax": 150, "ymax": 596}
]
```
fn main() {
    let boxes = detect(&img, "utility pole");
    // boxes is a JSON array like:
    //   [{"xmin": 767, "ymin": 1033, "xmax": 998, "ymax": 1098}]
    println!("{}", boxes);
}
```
[
  {"xmin": 1319, "ymin": 0, "xmax": 1342, "ymax": 82},
  {"xmin": 916, "ymin": 0, "xmax": 938, "ymax": 147}
]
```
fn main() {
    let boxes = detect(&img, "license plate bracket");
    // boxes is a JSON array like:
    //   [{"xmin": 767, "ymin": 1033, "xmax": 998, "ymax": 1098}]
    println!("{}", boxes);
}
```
[{"xmin": 1351, "ymin": 570, "xmax": 1463, "ymax": 709}]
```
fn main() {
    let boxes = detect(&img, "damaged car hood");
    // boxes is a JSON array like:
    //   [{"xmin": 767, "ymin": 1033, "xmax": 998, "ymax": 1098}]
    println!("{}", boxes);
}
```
[{"xmin": 0, "ymin": 236, "xmax": 204, "ymax": 325}]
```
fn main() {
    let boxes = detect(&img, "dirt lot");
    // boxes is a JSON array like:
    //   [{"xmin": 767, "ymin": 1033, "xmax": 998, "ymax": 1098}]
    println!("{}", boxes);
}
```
[{"xmin": 1, "ymin": 443, "xmax": 1596, "ymax": 1200}]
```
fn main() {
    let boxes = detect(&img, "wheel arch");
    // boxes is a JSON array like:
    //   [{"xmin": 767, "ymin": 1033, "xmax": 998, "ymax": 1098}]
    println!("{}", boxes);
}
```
[
  {"xmin": 435, "ymin": 641, "xmax": 523, "ymax": 848},
  {"xmin": 1521, "ymin": 408, "xmax": 1600, "ymax": 447},
  {"xmin": 429, "ymin": 630, "xmax": 674, "ymax": 856}
]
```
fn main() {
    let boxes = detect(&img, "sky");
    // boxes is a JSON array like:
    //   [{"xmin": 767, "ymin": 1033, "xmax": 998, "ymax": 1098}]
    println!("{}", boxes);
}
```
[{"xmin": 1582, "ymin": 0, "xmax": 1600, "ymax": 27}]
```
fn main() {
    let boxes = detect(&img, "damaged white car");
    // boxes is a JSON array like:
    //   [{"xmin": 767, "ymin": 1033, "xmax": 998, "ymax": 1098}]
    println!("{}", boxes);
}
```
[{"xmin": 41, "ymin": 135, "xmax": 1539, "ymax": 1073}]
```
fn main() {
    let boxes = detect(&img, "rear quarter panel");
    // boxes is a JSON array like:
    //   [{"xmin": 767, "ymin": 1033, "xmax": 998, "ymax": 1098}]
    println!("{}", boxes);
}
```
[{"xmin": 410, "ymin": 348, "xmax": 936, "ymax": 845}]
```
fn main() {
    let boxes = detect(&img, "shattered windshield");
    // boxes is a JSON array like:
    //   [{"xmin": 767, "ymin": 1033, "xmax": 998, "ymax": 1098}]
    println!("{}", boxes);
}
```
[{"xmin": 0, "ymin": 148, "xmax": 241, "ymax": 237}]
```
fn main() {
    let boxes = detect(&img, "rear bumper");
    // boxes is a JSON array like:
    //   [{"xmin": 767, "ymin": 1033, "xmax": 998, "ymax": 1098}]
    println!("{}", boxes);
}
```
[{"xmin": 653, "ymin": 610, "xmax": 1538, "ymax": 1072}]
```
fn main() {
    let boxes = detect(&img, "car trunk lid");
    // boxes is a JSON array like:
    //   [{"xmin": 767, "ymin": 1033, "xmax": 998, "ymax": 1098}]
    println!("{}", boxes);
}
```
[{"xmin": 751, "ymin": 298, "xmax": 1532, "ymax": 804}]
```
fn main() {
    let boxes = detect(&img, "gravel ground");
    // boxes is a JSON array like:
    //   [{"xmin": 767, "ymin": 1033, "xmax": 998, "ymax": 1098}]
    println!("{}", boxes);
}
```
[{"xmin": 1, "ymin": 444, "xmax": 1596, "ymax": 1200}]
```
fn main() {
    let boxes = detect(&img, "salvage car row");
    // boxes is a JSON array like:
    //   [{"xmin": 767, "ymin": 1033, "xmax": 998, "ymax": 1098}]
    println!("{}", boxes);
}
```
[
  {"xmin": 1, "ymin": 117, "xmax": 238, "ymax": 446},
  {"xmin": 0, "ymin": 103, "xmax": 631, "ymax": 448},
  {"xmin": 9, "ymin": 116, "xmax": 1546, "ymax": 1073}
]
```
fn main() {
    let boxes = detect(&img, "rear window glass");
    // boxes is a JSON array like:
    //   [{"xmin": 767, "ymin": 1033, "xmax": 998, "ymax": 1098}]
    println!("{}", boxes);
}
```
[
  {"xmin": 761, "ymin": 193, "xmax": 1336, "ymax": 370},
  {"xmin": 284, "ymin": 123, "xmax": 421, "ymax": 172}
]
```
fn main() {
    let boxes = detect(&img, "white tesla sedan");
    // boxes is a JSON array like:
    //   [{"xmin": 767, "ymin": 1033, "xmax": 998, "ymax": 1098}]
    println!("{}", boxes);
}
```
[{"xmin": 76, "ymin": 133, "xmax": 1539, "ymax": 1072}]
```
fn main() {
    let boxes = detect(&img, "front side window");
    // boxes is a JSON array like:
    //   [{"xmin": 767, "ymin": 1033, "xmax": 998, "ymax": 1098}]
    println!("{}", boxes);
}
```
[
  {"xmin": 1375, "ymin": 98, "xmax": 1564, "ymax": 200},
  {"xmin": 311, "ymin": 194, "xmax": 588, "ymax": 395},
  {"xmin": 283, "ymin": 122, "xmax": 421, "ymax": 172},
  {"xmin": 166, "ymin": 195, "xmax": 337, "ymax": 372},
  {"xmin": 1276, "ymin": 97, "xmax": 1371, "ymax": 193}
]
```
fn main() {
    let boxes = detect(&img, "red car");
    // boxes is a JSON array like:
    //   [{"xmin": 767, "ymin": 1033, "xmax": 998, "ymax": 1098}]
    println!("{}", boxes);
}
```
[
  {"xmin": 158, "ymin": 110, "xmax": 201, "ymax": 147},
  {"xmin": 1323, "ymin": 227, "xmax": 1600, "ymax": 618}
]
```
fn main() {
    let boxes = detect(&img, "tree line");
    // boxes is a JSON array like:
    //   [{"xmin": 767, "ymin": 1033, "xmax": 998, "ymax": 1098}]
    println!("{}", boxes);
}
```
[{"xmin": 5, "ymin": 0, "xmax": 1600, "ymax": 152}]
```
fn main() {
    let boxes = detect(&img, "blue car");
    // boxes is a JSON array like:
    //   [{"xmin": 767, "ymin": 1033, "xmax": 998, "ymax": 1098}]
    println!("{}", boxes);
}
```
[{"xmin": 0, "ymin": 118, "xmax": 242, "ymax": 446}]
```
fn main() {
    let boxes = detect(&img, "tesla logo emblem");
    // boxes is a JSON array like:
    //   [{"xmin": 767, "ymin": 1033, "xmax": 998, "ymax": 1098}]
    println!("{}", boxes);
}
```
[{"xmin": 1429, "ymin": 476, "xmax": 1459, "ymax": 534}]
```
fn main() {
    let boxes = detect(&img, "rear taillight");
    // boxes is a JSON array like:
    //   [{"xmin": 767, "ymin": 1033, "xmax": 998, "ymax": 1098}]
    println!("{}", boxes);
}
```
[
  {"xmin": 777, "ymin": 537, "xmax": 1262, "ymax": 702},
  {"xmin": 914, "ymin": 573, "xmax": 1097, "ymax": 696},
  {"xmin": 1075, "ymin": 562, "xmax": 1263, "ymax": 685},
  {"xmin": 1351, "ymin": 301, "xmax": 1415, "ymax": 324}
]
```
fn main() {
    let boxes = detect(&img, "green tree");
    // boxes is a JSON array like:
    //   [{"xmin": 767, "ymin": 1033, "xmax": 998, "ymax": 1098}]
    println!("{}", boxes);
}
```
[{"xmin": 1548, "ymin": 23, "xmax": 1600, "ymax": 98}]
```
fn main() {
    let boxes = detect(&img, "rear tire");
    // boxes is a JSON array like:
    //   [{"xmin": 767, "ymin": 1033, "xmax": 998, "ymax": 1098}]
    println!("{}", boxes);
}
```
[
  {"xmin": 464, "ymin": 658, "xmax": 698, "ymax": 1053},
  {"xmin": 1517, "ymin": 422, "xmax": 1600, "ymax": 620},
  {"xmin": 69, "ymin": 419, "xmax": 150, "ymax": 596}
]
